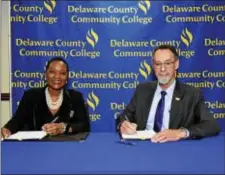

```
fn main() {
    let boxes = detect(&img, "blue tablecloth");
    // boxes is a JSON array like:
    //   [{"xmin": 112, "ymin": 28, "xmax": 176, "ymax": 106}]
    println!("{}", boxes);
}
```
[{"xmin": 1, "ymin": 132, "xmax": 224, "ymax": 174}]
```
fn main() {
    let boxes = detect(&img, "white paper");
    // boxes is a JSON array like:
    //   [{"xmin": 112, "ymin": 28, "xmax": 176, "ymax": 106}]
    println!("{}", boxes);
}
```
[
  {"xmin": 122, "ymin": 130, "xmax": 156, "ymax": 140},
  {"xmin": 6, "ymin": 131, "xmax": 47, "ymax": 140}
]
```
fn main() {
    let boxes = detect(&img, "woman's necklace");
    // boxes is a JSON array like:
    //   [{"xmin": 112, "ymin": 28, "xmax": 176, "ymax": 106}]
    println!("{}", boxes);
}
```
[{"xmin": 45, "ymin": 88, "xmax": 63, "ymax": 110}]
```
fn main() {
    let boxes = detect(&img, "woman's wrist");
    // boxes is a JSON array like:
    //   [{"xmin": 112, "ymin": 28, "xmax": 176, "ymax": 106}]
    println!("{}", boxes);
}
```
[{"xmin": 59, "ymin": 123, "xmax": 67, "ymax": 134}]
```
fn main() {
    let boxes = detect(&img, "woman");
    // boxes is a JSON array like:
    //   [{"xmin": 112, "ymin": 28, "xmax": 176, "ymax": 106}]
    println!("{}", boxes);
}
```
[{"xmin": 1, "ymin": 57, "xmax": 90, "ymax": 138}]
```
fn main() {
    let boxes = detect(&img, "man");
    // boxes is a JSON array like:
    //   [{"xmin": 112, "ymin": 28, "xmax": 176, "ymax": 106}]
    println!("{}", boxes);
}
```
[{"xmin": 116, "ymin": 45, "xmax": 220, "ymax": 143}]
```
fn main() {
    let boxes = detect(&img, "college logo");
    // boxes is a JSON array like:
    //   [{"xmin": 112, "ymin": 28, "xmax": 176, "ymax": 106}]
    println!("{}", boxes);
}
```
[
  {"xmin": 138, "ymin": 0, "xmax": 151, "ymax": 15},
  {"xmin": 44, "ymin": 0, "xmax": 56, "ymax": 14},
  {"xmin": 180, "ymin": 27, "xmax": 193, "ymax": 47},
  {"xmin": 86, "ymin": 28, "xmax": 99, "ymax": 48},
  {"xmin": 86, "ymin": 91, "xmax": 99, "ymax": 111},
  {"xmin": 139, "ymin": 60, "xmax": 151, "ymax": 80}
]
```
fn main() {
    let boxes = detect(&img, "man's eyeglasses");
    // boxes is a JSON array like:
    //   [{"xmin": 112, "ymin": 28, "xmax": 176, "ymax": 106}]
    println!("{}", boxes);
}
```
[{"xmin": 153, "ymin": 60, "xmax": 177, "ymax": 69}]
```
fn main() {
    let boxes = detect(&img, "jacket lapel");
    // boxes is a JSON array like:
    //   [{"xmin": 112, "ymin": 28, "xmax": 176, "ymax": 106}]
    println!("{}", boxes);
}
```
[
  {"xmin": 57, "ymin": 89, "xmax": 70, "ymax": 119},
  {"xmin": 169, "ymin": 81, "xmax": 184, "ymax": 129},
  {"xmin": 34, "ymin": 87, "xmax": 50, "ymax": 128},
  {"xmin": 35, "ymin": 87, "xmax": 48, "ymax": 116},
  {"xmin": 140, "ymin": 82, "xmax": 157, "ymax": 129}
]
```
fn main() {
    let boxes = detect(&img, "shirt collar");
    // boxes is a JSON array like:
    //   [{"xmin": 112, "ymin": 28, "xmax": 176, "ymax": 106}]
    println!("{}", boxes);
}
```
[{"xmin": 155, "ymin": 79, "xmax": 176, "ymax": 97}]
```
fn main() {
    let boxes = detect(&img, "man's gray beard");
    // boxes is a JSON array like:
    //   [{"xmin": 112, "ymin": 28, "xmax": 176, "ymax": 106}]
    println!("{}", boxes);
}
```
[{"xmin": 158, "ymin": 76, "xmax": 171, "ymax": 85}]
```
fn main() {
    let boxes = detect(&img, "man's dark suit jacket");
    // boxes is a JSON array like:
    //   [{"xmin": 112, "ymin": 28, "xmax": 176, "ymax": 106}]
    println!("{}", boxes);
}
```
[
  {"xmin": 4, "ymin": 87, "xmax": 90, "ymax": 134},
  {"xmin": 116, "ymin": 81, "xmax": 220, "ymax": 139}
]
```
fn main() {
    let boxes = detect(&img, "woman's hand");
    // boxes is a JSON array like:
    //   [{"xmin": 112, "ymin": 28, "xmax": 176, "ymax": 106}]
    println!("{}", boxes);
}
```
[
  {"xmin": 42, "ymin": 123, "xmax": 64, "ymax": 135},
  {"xmin": 1, "ymin": 128, "xmax": 12, "ymax": 139}
]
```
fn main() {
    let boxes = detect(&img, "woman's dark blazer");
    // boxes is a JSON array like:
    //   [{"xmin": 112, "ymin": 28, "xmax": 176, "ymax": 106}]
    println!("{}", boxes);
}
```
[{"xmin": 4, "ymin": 87, "xmax": 90, "ymax": 134}]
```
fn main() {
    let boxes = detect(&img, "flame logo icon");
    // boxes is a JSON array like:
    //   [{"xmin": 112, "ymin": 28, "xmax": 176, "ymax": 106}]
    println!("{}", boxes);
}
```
[
  {"xmin": 86, "ymin": 91, "xmax": 99, "ymax": 111},
  {"xmin": 180, "ymin": 27, "xmax": 193, "ymax": 47},
  {"xmin": 139, "ymin": 60, "xmax": 151, "ymax": 80},
  {"xmin": 138, "ymin": 0, "xmax": 151, "ymax": 15},
  {"xmin": 44, "ymin": 0, "xmax": 56, "ymax": 14},
  {"xmin": 86, "ymin": 29, "xmax": 99, "ymax": 48}
]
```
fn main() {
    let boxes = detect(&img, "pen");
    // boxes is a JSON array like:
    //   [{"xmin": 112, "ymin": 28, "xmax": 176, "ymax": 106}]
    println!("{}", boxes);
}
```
[
  {"xmin": 114, "ymin": 140, "xmax": 136, "ymax": 146},
  {"xmin": 124, "ymin": 115, "xmax": 137, "ymax": 133},
  {"xmin": 124, "ymin": 115, "xmax": 130, "ymax": 122},
  {"xmin": 41, "ymin": 116, "xmax": 60, "ymax": 132},
  {"xmin": 51, "ymin": 116, "xmax": 59, "ymax": 123}
]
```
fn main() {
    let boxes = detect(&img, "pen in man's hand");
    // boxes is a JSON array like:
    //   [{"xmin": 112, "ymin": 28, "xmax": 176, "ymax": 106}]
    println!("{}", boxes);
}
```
[
  {"xmin": 124, "ymin": 115, "xmax": 130, "ymax": 122},
  {"xmin": 124, "ymin": 115, "xmax": 137, "ymax": 133}
]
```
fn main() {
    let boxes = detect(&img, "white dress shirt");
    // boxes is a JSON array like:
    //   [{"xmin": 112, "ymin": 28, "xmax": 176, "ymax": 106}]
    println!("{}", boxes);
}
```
[{"xmin": 145, "ymin": 80, "xmax": 176, "ymax": 131}]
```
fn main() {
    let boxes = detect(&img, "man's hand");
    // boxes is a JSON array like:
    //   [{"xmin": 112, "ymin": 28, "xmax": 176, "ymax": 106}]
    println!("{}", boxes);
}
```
[
  {"xmin": 42, "ymin": 123, "xmax": 63, "ymax": 135},
  {"xmin": 120, "ymin": 121, "xmax": 137, "ymax": 134},
  {"xmin": 1, "ymin": 128, "xmax": 12, "ymax": 139},
  {"xmin": 151, "ymin": 129, "xmax": 187, "ymax": 143}
]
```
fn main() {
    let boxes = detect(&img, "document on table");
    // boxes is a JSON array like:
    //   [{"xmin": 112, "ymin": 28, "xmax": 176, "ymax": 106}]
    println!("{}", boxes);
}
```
[
  {"xmin": 122, "ymin": 130, "xmax": 156, "ymax": 140},
  {"xmin": 6, "ymin": 131, "xmax": 47, "ymax": 140}
]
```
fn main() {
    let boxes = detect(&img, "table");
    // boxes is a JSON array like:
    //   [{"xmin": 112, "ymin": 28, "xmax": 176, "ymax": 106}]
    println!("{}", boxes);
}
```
[{"xmin": 1, "ymin": 132, "xmax": 224, "ymax": 174}]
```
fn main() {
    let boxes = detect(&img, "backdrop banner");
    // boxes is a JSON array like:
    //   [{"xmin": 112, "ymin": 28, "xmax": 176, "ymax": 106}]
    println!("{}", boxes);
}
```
[{"xmin": 11, "ymin": 0, "xmax": 225, "ymax": 131}]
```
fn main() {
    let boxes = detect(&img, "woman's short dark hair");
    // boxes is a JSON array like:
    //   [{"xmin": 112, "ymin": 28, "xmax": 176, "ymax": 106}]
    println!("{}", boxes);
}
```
[
  {"xmin": 152, "ymin": 45, "xmax": 179, "ymax": 59},
  {"xmin": 45, "ymin": 57, "xmax": 69, "ymax": 72}
]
